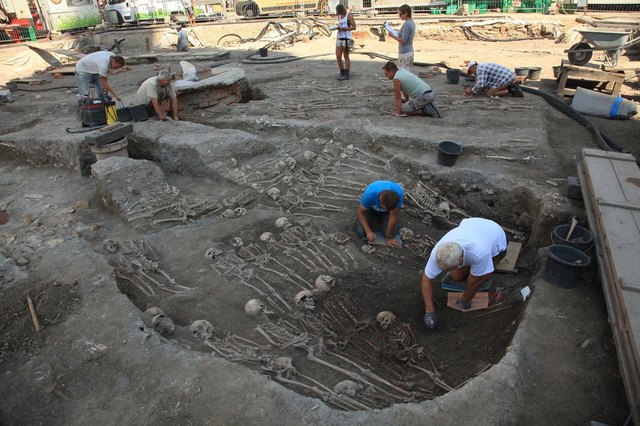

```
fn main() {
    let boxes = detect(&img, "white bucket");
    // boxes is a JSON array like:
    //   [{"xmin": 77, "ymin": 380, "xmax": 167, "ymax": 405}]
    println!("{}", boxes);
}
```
[
  {"xmin": 571, "ymin": 87, "xmax": 638, "ymax": 119},
  {"xmin": 90, "ymin": 138, "xmax": 129, "ymax": 161}
]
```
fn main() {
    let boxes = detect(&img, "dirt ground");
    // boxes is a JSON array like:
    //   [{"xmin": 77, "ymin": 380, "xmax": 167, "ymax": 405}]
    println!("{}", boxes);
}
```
[{"xmin": 1, "ymin": 12, "xmax": 639, "ymax": 425}]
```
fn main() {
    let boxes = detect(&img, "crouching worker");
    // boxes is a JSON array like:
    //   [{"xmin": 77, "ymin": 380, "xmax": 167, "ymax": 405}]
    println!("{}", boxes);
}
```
[
  {"xmin": 464, "ymin": 61, "xmax": 523, "ymax": 97},
  {"xmin": 420, "ymin": 218, "xmax": 507, "ymax": 329},
  {"xmin": 356, "ymin": 181, "xmax": 404, "ymax": 248},
  {"xmin": 136, "ymin": 70, "xmax": 180, "ymax": 121},
  {"xmin": 382, "ymin": 61, "xmax": 440, "ymax": 118}
]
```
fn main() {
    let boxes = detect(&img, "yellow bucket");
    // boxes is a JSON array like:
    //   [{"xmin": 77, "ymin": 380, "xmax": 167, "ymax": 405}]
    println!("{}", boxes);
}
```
[{"xmin": 105, "ymin": 101, "xmax": 119, "ymax": 125}]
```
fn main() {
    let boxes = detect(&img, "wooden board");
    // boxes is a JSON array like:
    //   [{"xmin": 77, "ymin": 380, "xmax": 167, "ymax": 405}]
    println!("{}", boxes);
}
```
[
  {"xmin": 556, "ymin": 61, "xmax": 625, "ymax": 97},
  {"xmin": 48, "ymin": 66, "xmax": 76, "ymax": 75},
  {"xmin": 494, "ymin": 241, "xmax": 522, "ymax": 273},
  {"xmin": 447, "ymin": 292, "xmax": 489, "ymax": 312},
  {"xmin": 579, "ymin": 148, "xmax": 640, "ymax": 425}
]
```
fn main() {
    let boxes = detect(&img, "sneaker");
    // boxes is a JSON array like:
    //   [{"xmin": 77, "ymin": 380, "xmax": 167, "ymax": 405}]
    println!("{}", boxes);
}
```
[
  {"xmin": 422, "ymin": 103, "xmax": 442, "ymax": 118},
  {"xmin": 456, "ymin": 299, "xmax": 471, "ymax": 310},
  {"xmin": 508, "ymin": 83, "xmax": 524, "ymax": 97},
  {"xmin": 423, "ymin": 312, "xmax": 437, "ymax": 329}
]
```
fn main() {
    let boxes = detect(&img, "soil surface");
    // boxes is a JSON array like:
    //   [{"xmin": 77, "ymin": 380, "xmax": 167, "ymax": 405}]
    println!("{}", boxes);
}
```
[{"xmin": 0, "ymin": 12, "xmax": 639, "ymax": 425}]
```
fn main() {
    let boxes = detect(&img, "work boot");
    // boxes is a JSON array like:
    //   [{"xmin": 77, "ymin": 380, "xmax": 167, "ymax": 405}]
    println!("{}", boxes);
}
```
[
  {"xmin": 337, "ymin": 69, "xmax": 345, "ymax": 81},
  {"xmin": 423, "ymin": 312, "xmax": 437, "ymax": 329},
  {"xmin": 343, "ymin": 70, "xmax": 350, "ymax": 80},
  {"xmin": 422, "ymin": 103, "xmax": 442, "ymax": 118},
  {"xmin": 508, "ymin": 83, "xmax": 524, "ymax": 97}
]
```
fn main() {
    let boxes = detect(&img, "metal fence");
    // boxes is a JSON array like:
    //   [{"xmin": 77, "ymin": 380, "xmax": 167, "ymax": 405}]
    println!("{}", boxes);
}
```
[{"xmin": 0, "ymin": 25, "xmax": 49, "ymax": 44}]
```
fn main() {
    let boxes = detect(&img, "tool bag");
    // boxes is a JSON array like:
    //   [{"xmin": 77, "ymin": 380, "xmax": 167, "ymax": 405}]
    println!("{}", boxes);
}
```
[{"xmin": 77, "ymin": 98, "xmax": 107, "ymax": 127}]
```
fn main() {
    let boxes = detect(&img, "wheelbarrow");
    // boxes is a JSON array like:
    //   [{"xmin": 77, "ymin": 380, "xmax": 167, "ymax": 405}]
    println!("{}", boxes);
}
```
[{"xmin": 565, "ymin": 28, "xmax": 640, "ymax": 67}]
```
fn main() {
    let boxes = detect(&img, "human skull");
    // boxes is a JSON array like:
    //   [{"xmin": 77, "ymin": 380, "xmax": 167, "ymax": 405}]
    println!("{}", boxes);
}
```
[
  {"xmin": 334, "ymin": 380, "xmax": 361, "ymax": 397},
  {"xmin": 263, "ymin": 356, "xmax": 296, "ymax": 378},
  {"xmin": 245, "ymin": 299, "xmax": 268, "ymax": 317},
  {"xmin": 282, "ymin": 175, "xmax": 294, "ymax": 186},
  {"xmin": 267, "ymin": 187, "xmax": 281, "ymax": 200},
  {"xmin": 275, "ymin": 217, "xmax": 291, "ymax": 228},
  {"xmin": 303, "ymin": 150, "xmax": 317, "ymax": 161},
  {"xmin": 227, "ymin": 158, "xmax": 238, "ymax": 168},
  {"xmin": 314, "ymin": 274, "xmax": 335, "ymax": 293},
  {"xmin": 285, "ymin": 157, "xmax": 296, "ymax": 170},
  {"xmin": 251, "ymin": 183, "xmax": 265, "ymax": 194},
  {"xmin": 189, "ymin": 319, "xmax": 214, "ymax": 340},
  {"xmin": 204, "ymin": 247, "xmax": 223, "ymax": 260},
  {"xmin": 376, "ymin": 311, "xmax": 397, "ymax": 329},
  {"xmin": 143, "ymin": 307, "xmax": 175, "ymax": 336},
  {"xmin": 231, "ymin": 237, "xmax": 244, "ymax": 247},
  {"xmin": 234, "ymin": 207, "xmax": 247, "ymax": 217},
  {"xmin": 259, "ymin": 232, "xmax": 274, "ymax": 242},
  {"xmin": 399, "ymin": 228, "xmax": 414, "ymax": 241},
  {"xmin": 103, "ymin": 239, "xmax": 119, "ymax": 254},
  {"xmin": 438, "ymin": 201, "xmax": 450, "ymax": 217},
  {"xmin": 294, "ymin": 290, "xmax": 316, "ymax": 311},
  {"xmin": 222, "ymin": 209, "xmax": 236, "ymax": 218},
  {"xmin": 361, "ymin": 244, "xmax": 375, "ymax": 254},
  {"xmin": 276, "ymin": 160, "xmax": 286, "ymax": 170}
]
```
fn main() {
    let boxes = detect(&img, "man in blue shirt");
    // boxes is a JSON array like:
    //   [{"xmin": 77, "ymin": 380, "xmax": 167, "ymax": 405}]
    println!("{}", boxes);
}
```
[
  {"xmin": 356, "ymin": 181, "xmax": 404, "ymax": 248},
  {"xmin": 464, "ymin": 61, "xmax": 523, "ymax": 97}
]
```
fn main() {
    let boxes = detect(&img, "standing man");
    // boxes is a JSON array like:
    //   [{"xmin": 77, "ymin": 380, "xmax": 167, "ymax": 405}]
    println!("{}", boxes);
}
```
[
  {"xmin": 182, "ymin": 0, "xmax": 196, "ymax": 26},
  {"xmin": 75, "ymin": 51, "xmax": 125, "ymax": 101},
  {"xmin": 335, "ymin": 4, "xmax": 356, "ymax": 81},
  {"xmin": 383, "ymin": 61, "xmax": 439, "ymax": 118},
  {"xmin": 465, "ymin": 61, "xmax": 524, "ymax": 97},
  {"xmin": 387, "ymin": 4, "xmax": 415, "ymax": 72},
  {"xmin": 356, "ymin": 181, "xmax": 404, "ymax": 248},
  {"xmin": 420, "ymin": 218, "xmax": 507, "ymax": 329},
  {"xmin": 136, "ymin": 71, "xmax": 180, "ymax": 121},
  {"xmin": 176, "ymin": 25, "xmax": 189, "ymax": 51}
]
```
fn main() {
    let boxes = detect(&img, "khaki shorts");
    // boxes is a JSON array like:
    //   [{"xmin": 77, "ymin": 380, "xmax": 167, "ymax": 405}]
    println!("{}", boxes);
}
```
[
  {"xmin": 398, "ymin": 52, "xmax": 414, "ymax": 72},
  {"xmin": 401, "ymin": 90, "xmax": 434, "ymax": 114}
]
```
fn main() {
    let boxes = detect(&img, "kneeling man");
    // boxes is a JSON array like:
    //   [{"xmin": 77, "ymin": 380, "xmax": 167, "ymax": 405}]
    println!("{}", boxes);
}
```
[
  {"xmin": 356, "ymin": 180, "xmax": 404, "ymax": 248},
  {"xmin": 383, "ymin": 61, "xmax": 439, "ymax": 117},
  {"xmin": 136, "ymin": 70, "xmax": 180, "ymax": 121},
  {"xmin": 421, "ymin": 217, "xmax": 507, "ymax": 329}
]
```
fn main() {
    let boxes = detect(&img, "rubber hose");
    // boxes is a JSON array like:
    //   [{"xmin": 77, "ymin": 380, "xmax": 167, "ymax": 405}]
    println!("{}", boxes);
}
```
[
  {"xmin": 520, "ymin": 85, "xmax": 630, "ymax": 154},
  {"xmin": 65, "ymin": 125, "xmax": 106, "ymax": 133}
]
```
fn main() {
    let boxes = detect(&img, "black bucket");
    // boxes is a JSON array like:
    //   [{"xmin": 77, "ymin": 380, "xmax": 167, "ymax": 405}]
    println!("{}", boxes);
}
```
[
  {"xmin": 527, "ymin": 67, "xmax": 542, "ymax": 80},
  {"xmin": 117, "ymin": 107, "xmax": 133, "ymax": 122},
  {"xmin": 437, "ymin": 141, "xmax": 463, "ymax": 167},
  {"xmin": 544, "ymin": 245, "xmax": 591, "ymax": 289},
  {"xmin": 514, "ymin": 67, "xmax": 529, "ymax": 77},
  {"xmin": 446, "ymin": 68, "xmax": 460, "ymax": 84},
  {"xmin": 259, "ymin": 47, "xmax": 268, "ymax": 57},
  {"xmin": 551, "ymin": 224, "xmax": 594, "ymax": 252},
  {"xmin": 130, "ymin": 104, "xmax": 148, "ymax": 122}
]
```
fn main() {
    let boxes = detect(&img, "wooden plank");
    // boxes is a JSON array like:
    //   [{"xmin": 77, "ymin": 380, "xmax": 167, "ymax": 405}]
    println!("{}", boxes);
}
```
[
  {"xmin": 583, "ymin": 148, "xmax": 637, "ymax": 161},
  {"xmin": 578, "ymin": 161, "xmax": 640, "ymax": 424},
  {"xmin": 447, "ymin": 292, "xmax": 489, "ymax": 312},
  {"xmin": 494, "ymin": 241, "xmax": 522, "ymax": 273}
]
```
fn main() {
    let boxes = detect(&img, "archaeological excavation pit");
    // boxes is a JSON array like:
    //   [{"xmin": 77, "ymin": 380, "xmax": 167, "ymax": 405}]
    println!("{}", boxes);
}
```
[{"xmin": 95, "ymin": 120, "xmax": 549, "ymax": 411}]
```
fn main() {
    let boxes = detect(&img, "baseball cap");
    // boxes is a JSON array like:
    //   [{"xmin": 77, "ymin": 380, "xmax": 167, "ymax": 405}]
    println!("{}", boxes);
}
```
[{"xmin": 468, "ymin": 60, "xmax": 478, "ymax": 67}]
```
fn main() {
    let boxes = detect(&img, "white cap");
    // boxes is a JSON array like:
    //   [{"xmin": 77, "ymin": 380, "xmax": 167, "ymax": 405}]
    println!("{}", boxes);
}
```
[{"xmin": 468, "ymin": 61, "xmax": 478, "ymax": 67}]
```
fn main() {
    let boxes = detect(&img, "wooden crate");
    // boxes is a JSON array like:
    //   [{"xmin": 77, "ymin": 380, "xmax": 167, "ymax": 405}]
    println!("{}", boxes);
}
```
[{"xmin": 556, "ymin": 60, "xmax": 625, "ymax": 97}]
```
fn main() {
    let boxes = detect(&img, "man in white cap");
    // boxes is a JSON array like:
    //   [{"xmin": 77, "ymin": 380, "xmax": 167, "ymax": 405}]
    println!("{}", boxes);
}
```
[
  {"xmin": 465, "ymin": 61, "xmax": 523, "ymax": 97},
  {"xmin": 176, "ymin": 25, "xmax": 189, "ymax": 52}
]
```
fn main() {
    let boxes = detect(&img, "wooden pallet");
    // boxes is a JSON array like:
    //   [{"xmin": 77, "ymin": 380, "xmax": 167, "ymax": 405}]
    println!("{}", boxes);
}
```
[
  {"xmin": 578, "ymin": 148, "xmax": 640, "ymax": 425},
  {"xmin": 556, "ymin": 60, "xmax": 625, "ymax": 97}
]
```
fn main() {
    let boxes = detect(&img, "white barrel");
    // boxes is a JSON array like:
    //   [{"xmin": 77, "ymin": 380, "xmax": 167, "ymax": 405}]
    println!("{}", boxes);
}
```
[{"xmin": 571, "ymin": 87, "xmax": 638, "ymax": 119}]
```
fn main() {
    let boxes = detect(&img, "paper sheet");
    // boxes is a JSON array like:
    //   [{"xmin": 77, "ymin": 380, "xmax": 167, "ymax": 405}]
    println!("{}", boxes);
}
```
[
  {"xmin": 328, "ymin": 25, "xmax": 338, "ymax": 31},
  {"xmin": 384, "ymin": 22, "xmax": 399, "ymax": 38}
]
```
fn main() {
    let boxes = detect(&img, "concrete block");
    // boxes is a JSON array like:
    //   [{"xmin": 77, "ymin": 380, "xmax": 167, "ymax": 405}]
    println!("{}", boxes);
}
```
[{"xmin": 84, "ymin": 123, "xmax": 134, "ymax": 147}]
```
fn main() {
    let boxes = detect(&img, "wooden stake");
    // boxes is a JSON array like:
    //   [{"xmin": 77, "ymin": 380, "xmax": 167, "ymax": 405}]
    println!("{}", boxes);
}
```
[
  {"xmin": 27, "ymin": 295, "xmax": 41, "ymax": 332},
  {"xmin": 565, "ymin": 216, "xmax": 578, "ymax": 240}
]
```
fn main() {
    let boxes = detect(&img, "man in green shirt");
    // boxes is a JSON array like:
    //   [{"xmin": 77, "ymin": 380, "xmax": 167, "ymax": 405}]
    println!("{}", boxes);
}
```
[
  {"xmin": 383, "ymin": 61, "xmax": 440, "ymax": 118},
  {"xmin": 136, "ymin": 70, "xmax": 180, "ymax": 121}
]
